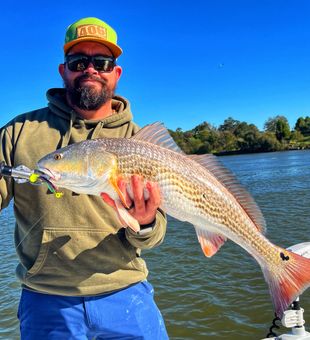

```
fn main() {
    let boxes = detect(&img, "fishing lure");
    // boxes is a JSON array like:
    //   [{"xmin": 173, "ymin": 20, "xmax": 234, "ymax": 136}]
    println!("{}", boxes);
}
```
[{"xmin": 0, "ymin": 162, "xmax": 63, "ymax": 198}]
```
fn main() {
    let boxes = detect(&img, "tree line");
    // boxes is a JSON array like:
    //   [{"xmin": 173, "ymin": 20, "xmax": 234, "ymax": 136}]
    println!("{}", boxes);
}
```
[{"xmin": 169, "ymin": 116, "xmax": 310, "ymax": 155}]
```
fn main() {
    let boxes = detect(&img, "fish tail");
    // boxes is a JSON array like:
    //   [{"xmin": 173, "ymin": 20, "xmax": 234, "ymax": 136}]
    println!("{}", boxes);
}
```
[{"xmin": 263, "ymin": 248, "xmax": 310, "ymax": 318}]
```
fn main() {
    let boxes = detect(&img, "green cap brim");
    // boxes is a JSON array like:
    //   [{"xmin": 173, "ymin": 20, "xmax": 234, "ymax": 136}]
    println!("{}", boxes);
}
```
[{"xmin": 64, "ymin": 37, "xmax": 122, "ymax": 57}]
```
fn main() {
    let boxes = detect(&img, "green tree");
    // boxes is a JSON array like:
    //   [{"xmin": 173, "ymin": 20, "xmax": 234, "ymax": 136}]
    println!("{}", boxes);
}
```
[
  {"xmin": 217, "ymin": 131, "xmax": 238, "ymax": 151},
  {"xmin": 218, "ymin": 117, "xmax": 240, "ymax": 133},
  {"xmin": 239, "ymin": 129, "xmax": 261, "ymax": 151},
  {"xmin": 295, "ymin": 116, "xmax": 310, "ymax": 136},
  {"xmin": 169, "ymin": 128, "xmax": 188, "ymax": 152},
  {"xmin": 192, "ymin": 121, "xmax": 213, "ymax": 134},
  {"xmin": 258, "ymin": 132, "xmax": 283, "ymax": 151},
  {"xmin": 187, "ymin": 137, "xmax": 203, "ymax": 154},
  {"xmin": 290, "ymin": 130, "xmax": 303, "ymax": 141},
  {"xmin": 264, "ymin": 115, "xmax": 290, "ymax": 141},
  {"xmin": 275, "ymin": 119, "xmax": 290, "ymax": 141}
]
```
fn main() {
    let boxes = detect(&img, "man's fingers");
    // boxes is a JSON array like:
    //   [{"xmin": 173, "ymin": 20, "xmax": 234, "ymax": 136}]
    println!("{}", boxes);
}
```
[
  {"xmin": 131, "ymin": 175, "xmax": 145, "ymax": 212},
  {"xmin": 146, "ymin": 182, "xmax": 161, "ymax": 209},
  {"xmin": 101, "ymin": 178, "xmax": 161, "ymax": 227}
]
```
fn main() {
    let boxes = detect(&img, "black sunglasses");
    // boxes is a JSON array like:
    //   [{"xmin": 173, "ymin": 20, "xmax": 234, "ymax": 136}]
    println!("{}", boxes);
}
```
[{"xmin": 65, "ymin": 54, "xmax": 116, "ymax": 73}]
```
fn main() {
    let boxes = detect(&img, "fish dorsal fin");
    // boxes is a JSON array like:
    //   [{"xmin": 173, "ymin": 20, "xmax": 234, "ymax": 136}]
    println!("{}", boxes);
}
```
[
  {"xmin": 189, "ymin": 154, "xmax": 266, "ymax": 234},
  {"xmin": 131, "ymin": 122, "xmax": 184, "ymax": 154}
]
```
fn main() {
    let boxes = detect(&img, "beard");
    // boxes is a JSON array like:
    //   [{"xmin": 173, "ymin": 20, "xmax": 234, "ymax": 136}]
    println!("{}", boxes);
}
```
[{"xmin": 65, "ymin": 74, "xmax": 115, "ymax": 111}]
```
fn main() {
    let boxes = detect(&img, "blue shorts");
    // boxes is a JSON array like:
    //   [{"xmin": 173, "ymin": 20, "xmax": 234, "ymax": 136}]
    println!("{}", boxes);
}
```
[{"xmin": 18, "ymin": 281, "xmax": 169, "ymax": 339}]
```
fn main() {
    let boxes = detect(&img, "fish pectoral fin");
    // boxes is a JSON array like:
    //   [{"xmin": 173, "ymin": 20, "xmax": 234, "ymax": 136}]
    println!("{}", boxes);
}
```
[
  {"xmin": 115, "ymin": 200, "xmax": 140, "ymax": 232},
  {"xmin": 194, "ymin": 227, "xmax": 227, "ymax": 257},
  {"xmin": 109, "ymin": 175, "xmax": 130, "ymax": 208}
]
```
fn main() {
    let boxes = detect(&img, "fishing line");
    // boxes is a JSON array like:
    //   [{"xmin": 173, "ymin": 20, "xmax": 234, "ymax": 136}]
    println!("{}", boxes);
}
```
[
  {"xmin": 15, "ymin": 210, "xmax": 49, "ymax": 250},
  {"xmin": 266, "ymin": 314, "xmax": 282, "ymax": 338}
]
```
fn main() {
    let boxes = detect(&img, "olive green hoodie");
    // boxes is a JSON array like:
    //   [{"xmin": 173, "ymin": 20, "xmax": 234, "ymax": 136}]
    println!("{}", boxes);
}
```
[{"xmin": 0, "ymin": 88, "xmax": 167, "ymax": 296}]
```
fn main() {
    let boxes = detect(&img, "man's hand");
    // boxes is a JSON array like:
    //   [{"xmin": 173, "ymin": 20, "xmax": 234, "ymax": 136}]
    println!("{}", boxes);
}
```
[{"xmin": 101, "ymin": 175, "xmax": 161, "ymax": 226}]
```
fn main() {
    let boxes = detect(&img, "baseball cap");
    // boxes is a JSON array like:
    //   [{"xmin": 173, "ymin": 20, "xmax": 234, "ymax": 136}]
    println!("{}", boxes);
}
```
[{"xmin": 64, "ymin": 17, "xmax": 122, "ymax": 57}]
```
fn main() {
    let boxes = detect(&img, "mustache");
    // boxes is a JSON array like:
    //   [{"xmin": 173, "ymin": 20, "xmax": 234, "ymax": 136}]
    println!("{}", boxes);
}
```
[{"xmin": 74, "ymin": 74, "xmax": 107, "ymax": 88}]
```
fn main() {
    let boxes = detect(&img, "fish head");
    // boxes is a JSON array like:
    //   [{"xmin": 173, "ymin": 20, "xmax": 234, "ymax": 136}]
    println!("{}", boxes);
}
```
[{"xmin": 37, "ymin": 141, "xmax": 117, "ymax": 195}]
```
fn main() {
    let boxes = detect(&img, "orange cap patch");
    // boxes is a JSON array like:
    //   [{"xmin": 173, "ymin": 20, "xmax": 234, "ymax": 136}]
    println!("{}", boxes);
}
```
[{"xmin": 76, "ymin": 24, "xmax": 107, "ymax": 40}]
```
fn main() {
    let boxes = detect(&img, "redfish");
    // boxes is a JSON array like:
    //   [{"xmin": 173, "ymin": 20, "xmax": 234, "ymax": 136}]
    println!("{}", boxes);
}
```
[{"xmin": 37, "ymin": 122, "xmax": 310, "ymax": 318}]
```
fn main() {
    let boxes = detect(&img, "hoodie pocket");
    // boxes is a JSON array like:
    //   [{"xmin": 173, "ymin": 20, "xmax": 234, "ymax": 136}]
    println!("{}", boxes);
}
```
[
  {"xmin": 26, "ymin": 231, "xmax": 52, "ymax": 277},
  {"xmin": 25, "ymin": 228, "xmax": 141, "ymax": 287}
]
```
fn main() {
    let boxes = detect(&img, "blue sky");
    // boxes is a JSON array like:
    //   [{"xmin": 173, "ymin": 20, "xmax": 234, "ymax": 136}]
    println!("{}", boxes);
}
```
[{"xmin": 1, "ymin": 0, "xmax": 309, "ymax": 131}]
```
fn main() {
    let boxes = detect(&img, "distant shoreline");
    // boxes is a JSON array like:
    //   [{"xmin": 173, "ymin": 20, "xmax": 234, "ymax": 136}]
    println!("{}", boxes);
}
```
[
  {"xmin": 214, "ymin": 145, "xmax": 310, "ymax": 156},
  {"xmin": 169, "ymin": 116, "xmax": 310, "ymax": 156}
]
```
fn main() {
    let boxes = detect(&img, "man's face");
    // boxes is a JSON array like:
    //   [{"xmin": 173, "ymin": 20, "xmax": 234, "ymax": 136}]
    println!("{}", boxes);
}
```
[{"xmin": 59, "ymin": 41, "xmax": 122, "ymax": 111}]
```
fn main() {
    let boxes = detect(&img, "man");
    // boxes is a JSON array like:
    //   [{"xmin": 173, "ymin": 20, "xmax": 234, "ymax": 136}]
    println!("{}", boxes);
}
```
[{"xmin": 0, "ymin": 17, "xmax": 169, "ymax": 339}]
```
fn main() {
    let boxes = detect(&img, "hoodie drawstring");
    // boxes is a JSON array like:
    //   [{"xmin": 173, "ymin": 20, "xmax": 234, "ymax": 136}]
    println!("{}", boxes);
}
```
[
  {"xmin": 89, "ymin": 121, "xmax": 104, "ymax": 140},
  {"xmin": 60, "ymin": 110, "xmax": 77, "ymax": 148}
]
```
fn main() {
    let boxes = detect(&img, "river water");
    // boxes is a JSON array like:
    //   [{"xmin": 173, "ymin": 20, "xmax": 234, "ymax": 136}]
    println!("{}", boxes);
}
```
[{"xmin": 1, "ymin": 150, "xmax": 310, "ymax": 339}]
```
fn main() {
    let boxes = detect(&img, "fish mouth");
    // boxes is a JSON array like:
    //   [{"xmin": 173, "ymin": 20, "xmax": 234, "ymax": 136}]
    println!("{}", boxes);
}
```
[
  {"xmin": 35, "ymin": 167, "xmax": 61, "ymax": 193},
  {"xmin": 36, "ymin": 167, "xmax": 60, "ymax": 182}
]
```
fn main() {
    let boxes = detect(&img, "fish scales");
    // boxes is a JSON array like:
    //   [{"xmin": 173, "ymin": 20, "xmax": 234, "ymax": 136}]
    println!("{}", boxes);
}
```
[{"xmin": 105, "ymin": 138, "xmax": 277, "ymax": 261}]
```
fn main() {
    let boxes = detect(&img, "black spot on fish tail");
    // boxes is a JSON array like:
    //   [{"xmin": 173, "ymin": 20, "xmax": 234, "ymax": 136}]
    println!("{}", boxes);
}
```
[{"xmin": 280, "ymin": 252, "xmax": 290, "ymax": 261}]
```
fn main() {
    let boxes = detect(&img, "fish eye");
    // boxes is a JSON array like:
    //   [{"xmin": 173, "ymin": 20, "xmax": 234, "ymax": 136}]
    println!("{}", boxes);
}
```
[{"xmin": 54, "ymin": 153, "xmax": 63, "ymax": 161}]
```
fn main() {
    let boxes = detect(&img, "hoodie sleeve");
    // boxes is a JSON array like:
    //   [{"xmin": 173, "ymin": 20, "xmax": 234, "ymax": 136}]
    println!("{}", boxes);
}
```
[
  {"xmin": 125, "ymin": 209, "xmax": 167, "ymax": 249},
  {"xmin": 0, "ymin": 126, "xmax": 14, "ymax": 210}
]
